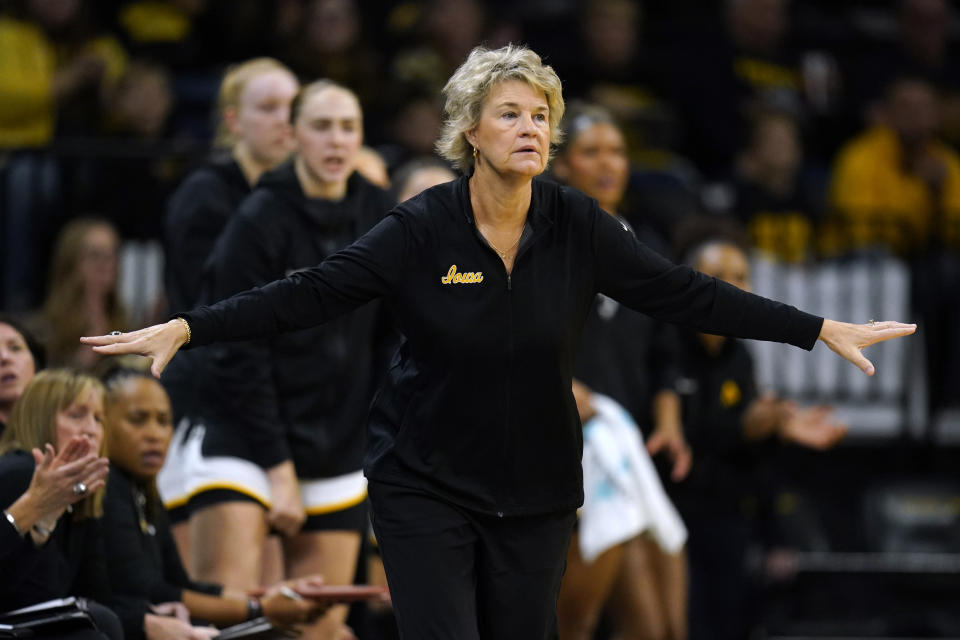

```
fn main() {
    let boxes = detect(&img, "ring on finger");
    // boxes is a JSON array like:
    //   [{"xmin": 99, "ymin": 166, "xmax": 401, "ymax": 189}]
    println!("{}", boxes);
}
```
[
  {"xmin": 110, "ymin": 330, "xmax": 122, "ymax": 336},
  {"xmin": 73, "ymin": 481, "xmax": 88, "ymax": 496}
]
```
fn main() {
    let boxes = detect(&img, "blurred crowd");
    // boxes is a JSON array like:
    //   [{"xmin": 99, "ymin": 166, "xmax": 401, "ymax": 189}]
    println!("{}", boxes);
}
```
[{"xmin": 2, "ymin": 0, "xmax": 960, "ymax": 638}]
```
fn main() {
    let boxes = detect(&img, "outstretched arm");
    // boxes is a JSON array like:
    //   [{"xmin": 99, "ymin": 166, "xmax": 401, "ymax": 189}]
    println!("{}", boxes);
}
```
[
  {"xmin": 82, "ymin": 213, "xmax": 410, "ymax": 376},
  {"xmin": 591, "ymin": 206, "xmax": 916, "ymax": 374}
]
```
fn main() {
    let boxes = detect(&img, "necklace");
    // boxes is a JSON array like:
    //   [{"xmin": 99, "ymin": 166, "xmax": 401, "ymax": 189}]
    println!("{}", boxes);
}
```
[{"xmin": 483, "ymin": 227, "xmax": 523, "ymax": 259}]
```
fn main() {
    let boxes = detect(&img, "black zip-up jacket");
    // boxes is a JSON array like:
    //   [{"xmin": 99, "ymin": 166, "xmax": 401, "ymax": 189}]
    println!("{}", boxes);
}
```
[
  {"xmin": 180, "ymin": 175, "xmax": 823, "ymax": 516},
  {"xmin": 186, "ymin": 163, "xmax": 393, "ymax": 476},
  {"xmin": 162, "ymin": 155, "xmax": 250, "ymax": 422}
]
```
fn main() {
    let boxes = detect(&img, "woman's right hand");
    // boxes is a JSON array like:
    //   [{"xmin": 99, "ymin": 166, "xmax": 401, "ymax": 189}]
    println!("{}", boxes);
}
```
[
  {"xmin": 81, "ymin": 319, "xmax": 190, "ymax": 377},
  {"xmin": 143, "ymin": 614, "xmax": 219, "ymax": 640}
]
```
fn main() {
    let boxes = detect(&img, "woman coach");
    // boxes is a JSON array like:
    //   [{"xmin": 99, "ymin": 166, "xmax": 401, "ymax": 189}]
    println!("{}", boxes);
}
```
[{"xmin": 84, "ymin": 45, "xmax": 915, "ymax": 639}]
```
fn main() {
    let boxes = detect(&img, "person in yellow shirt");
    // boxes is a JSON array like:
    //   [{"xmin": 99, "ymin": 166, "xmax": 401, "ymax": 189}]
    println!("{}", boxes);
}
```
[
  {"xmin": 0, "ymin": 3, "xmax": 126, "ymax": 148},
  {"xmin": 828, "ymin": 77, "xmax": 960, "ymax": 255}
]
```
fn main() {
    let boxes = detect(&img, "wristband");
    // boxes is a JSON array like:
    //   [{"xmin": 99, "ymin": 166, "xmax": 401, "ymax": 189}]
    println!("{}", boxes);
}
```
[
  {"xmin": 246, "ymin": 597, "xmax": 263, "ymax": 620},
  {"xmin": 3, "ymin": 510, "xmax": 24, "ymax": 537}
]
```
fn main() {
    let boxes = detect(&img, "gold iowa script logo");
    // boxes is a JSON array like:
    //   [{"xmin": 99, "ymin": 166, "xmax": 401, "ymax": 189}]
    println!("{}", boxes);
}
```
[{"xmin": 441, "ymin": 265, "xmax": 484, "ymax": 285}]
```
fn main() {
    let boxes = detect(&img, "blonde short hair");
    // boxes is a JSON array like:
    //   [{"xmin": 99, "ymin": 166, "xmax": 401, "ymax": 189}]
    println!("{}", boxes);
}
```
[
  {"xmin": 0, "ymin": 370, "xmax": 106, "ymax": 520},
  {"xmin": 437, "ymin": 44, "xmax": 565, "ymax": 173}
]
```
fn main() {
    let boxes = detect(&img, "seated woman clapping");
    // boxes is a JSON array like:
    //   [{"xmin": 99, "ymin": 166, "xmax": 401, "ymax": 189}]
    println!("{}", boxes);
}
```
[
  {"xmin": 0, "ymin": 369, "xmax": 118, "ymax": 639},
  {"xmin": 98, "ymin": 364, "xmax": 329, "ymax": 639}
]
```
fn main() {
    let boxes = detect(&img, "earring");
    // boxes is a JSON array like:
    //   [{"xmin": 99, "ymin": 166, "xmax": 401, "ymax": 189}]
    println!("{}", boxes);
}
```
[{"xmin": 472, "ymin": 146, "xmax": 478, "ymax": 160}]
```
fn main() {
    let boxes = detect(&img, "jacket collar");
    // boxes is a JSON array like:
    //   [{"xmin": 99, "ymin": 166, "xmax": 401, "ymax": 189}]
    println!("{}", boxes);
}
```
[{"xmin": 455, "ymin": 174, "xmax": 556, "ymax": 230}]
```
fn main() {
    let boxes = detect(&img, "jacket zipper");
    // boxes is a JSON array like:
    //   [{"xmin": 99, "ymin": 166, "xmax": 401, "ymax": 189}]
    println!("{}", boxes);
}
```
[{"xmin": 471, "ymin": 223, "xmax": 543, "ymax": 516}]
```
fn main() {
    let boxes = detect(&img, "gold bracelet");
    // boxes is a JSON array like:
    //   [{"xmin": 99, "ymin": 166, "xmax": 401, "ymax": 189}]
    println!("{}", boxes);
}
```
[{"xmin": 176, "ymin": 317, "xmax": 191, "ymax": 345}]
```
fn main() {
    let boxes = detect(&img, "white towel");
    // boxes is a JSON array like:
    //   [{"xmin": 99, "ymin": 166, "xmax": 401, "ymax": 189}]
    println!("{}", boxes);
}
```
[{"xmin": 579, "ymin": 394, "xmax": 688, "ymax": 562}]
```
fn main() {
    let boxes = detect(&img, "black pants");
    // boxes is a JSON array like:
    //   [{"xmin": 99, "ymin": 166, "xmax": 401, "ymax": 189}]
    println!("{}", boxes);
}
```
[
  {"xmin": 368, "ymin": 481, "xmax": 577, "ymax": 640},
  {"xmin": 685, "ymin": 512, "xmax": 754, "ymax": 640}
]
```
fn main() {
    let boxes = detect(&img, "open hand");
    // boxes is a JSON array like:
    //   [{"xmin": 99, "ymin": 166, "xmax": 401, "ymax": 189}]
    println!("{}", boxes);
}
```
[
  {"xmin": 818, "ymin": 319, "xmax": 916, "ymax": 376},
  {"xmin": 81, "ymin": 319, "xmax": 190, "ymax": 377}
]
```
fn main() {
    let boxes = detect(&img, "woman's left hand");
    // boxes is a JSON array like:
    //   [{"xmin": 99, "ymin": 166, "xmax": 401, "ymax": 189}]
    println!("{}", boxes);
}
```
[{"xmin": 818, "ymin": 319, "xmax": 916, "ymax": 376}]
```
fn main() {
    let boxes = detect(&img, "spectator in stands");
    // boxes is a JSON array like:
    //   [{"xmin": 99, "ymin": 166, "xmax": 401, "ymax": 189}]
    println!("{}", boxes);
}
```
[
  {"xmin": 159, "ymin": 57, "xmax": 298, "ymax": 562},
  {"xmin": 553, "ymin": 0, "xmax": 681, "ymax": 164},
  {"xmin": 33, "ymin": 218, "xmax": 128, "ymax": 370},
  {"xmin": 0, "ymin": 369, "xmax": 119, "ymax": 638},
  {"xmin": 107, "ymin": 0, "xmax": 205, "ymax": 70},
  {"xmin": 828, "ymin": 76, "xmax": 960, "ymax": 255},
  {"xmin": 671, "ymin": 222, "xmax": 846, "ymax": 640},
  {"xmin": 279, "ymin": 0, "xmax": 381, "ymax": 112},
  {"xmin": 376, "ymin": 84, "xmax": 444, "ymax": 172},
  {"xmin": 0, "ymin": 0, "xmax": 127, "ymax": 311},
  {"xmin": 100, "ymin": 365, "xmax": 328, "ymax": 639},
  {"xmin": 0, "ymin": 0, "xmax": 126, "ymax": 147},
  {"xmin": 0, "ymin": 315, "xmax": 46, "ymax": 435},
  {"xmin": 67, "ymin": 60, "xmax": 178, "ymax": 241},
  {"xmin": 179, "ymin": 79, "xmax": 391, "ymax": 640},
  {"xmin": 552, "ymin": 102, "xmax": 688, "ymax": 640},
  {"xmin": 846, "ymin": 0, "xmax": 960, "ymax": 146},
  {"xmin": 101, "ymin": 60, "xmax": 173, "ymax": 141},
  {"xmin": 664, "ymin": 0, "xmax": 803, "ymax": 176},
  {"xmin": 727, "ymin": 110, "xmax": 823, "ymax": 262},
  {"xmin": 389, "ymin": 0, "xmax": 487, "ymax": 95}
]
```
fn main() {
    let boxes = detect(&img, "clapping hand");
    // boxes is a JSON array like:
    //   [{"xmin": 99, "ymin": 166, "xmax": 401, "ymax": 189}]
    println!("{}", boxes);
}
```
[{"xmin": 29, "ymin": 436, "xmax": 109, "ymax": 521}]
